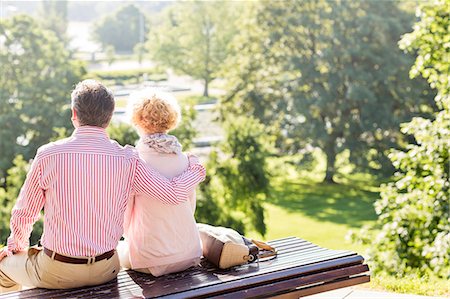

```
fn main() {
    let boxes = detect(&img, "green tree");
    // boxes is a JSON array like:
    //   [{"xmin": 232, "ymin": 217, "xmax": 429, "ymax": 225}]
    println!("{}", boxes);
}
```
[
  {"xmin": 107, "ymin": 122, "xmax": 139, "ymax": 147},
  {"xmin": 355, "ymin": 0, "xmax": 449, "ymax": 277},
  {"xmin": 39, "ymin": 0, "xmax": 68, "ymax": 41},
  {"xmin": 148, "ymin": 2, "xmax": 239, "ymax": 96},
  {"xmin": 171, "ymin": 102, "xmax": 197, "ymax": 151},
  {"xmin": 223, "ymin": 0, "xmax": 435, "ymax": 183},
  {"xmin": 133, "ymin": 42, "xmax": 146, "ymax": 65},
  {"xmin": 0, "ymin": 156, "xmax": 43, "ymax": 246},
  {"xmin": 105, "ymin": 45, "xmax": 116, "ymax": 66},
  {"xmin": 196, "ymin": 116, "xmax": 272, "ymax": 236},
  {"xmin": 93, "ymin": 4, "xmax": 149, "ymax": 53},
  {"xmin": 0, "ymin": 15, "xmax": 85, "ymax": 180}
]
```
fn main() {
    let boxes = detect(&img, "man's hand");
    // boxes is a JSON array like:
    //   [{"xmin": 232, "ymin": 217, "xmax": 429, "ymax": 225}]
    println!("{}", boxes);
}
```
[
  {"xmin": 187, "ymin": 154, "xmax": 200, "ymax": 167},
  {"xmin": 0, "ymin": 248, "xmax": 12, "ymax": 261}
]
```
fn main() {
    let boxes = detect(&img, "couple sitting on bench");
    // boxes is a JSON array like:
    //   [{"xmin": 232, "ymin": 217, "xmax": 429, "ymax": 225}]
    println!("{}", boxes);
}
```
[{"xmin": 0, "ymin": 79, "xmax": 214, "ymax": 291}]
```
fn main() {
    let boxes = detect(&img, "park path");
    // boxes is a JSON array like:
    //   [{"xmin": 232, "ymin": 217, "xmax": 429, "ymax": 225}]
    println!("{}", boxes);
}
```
[{"xmin": 307, "ymin": 287, "xmax": 448, "ymax": 299}]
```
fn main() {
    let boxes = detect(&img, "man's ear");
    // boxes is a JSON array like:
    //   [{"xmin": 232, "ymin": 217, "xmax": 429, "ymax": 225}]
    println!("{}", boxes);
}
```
[{"xmin": 71, "ymin": 108, "xmax": 80, "ymax": 127}]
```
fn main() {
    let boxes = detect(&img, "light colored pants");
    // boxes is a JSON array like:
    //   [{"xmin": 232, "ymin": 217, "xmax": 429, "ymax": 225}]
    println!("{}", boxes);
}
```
[
  {"xmin": 117, "ymin": 241, "xmax": 200, "ymax": 277},
  {"xmin": 0, "ymin": 247, "xmax": 120, "ymax": 293}
]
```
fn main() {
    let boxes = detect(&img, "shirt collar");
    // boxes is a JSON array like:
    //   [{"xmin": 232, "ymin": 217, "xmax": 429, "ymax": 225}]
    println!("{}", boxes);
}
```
[{"xmin": 73, "ymin": 126, "xmax": 109, "ymax": 138}]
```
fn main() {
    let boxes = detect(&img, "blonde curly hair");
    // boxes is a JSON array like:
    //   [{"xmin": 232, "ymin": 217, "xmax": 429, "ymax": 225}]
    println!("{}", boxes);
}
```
[{"xmin": 129, "ymin": 89, "xmax": 181, "ymax": 134}]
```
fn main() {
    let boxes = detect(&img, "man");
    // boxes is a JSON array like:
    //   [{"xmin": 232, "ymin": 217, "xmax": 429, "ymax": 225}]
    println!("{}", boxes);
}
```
[{"xmin": 0, "ymin": 80, "xmax": 206, "ymax": 292}]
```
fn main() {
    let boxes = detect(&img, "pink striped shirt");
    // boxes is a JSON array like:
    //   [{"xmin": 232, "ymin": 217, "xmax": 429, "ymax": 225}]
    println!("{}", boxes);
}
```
[{"xmin": 6, "ymin": 126, "xmax": 205, "ymax": 257}]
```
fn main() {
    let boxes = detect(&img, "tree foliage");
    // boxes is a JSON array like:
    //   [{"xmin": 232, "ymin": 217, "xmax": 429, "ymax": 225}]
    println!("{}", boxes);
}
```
[
  {"xmin": 171, "ymin": 102, "xmax": 197, "ymax": 151},
  {"xmin": 354, "ymin": 0, "xmax": 449, "ymax": 277},
  {"xmin": 196, "ymin": 116, "xmax": 272, "ymax": 236},
  {"xmin": 148, "ymin": 1, "xmax": 239, "ymax": 96},
  {"xmin": 0, "ymin": 15, "xmax": 85, "ymax": 180},
  {"xmin": 39, "ymin": 0, "xmax": 68, "ymax": 41},
  {"xmin": 93, "ymin": 4, "xmax": 149, "ymax": 53},
  {"xmin": 0, "ymin": 156, "xmax": 43, "ymax": 246},
  {"xmin": 223, "ymin": 0, "xmax": 435, "ymax": 183},
  {"xmin": 133, "ymin": 42, "xmax": 146, "ymax": 65},
  {"xmin": 107, "ymin": 122, "xmax": 139, "ymax": 147}
]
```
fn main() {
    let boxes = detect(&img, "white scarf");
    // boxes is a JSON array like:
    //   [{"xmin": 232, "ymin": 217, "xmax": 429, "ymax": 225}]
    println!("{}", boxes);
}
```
[{"xmin": 140, "ymin": 133, "xmax": 182, "ymax": 154}]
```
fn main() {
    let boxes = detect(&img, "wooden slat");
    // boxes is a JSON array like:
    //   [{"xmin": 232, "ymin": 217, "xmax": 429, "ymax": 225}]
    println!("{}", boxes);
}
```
[{"xmin": 272, "ymin": 275, "xmax": 371, "ymax": 299}]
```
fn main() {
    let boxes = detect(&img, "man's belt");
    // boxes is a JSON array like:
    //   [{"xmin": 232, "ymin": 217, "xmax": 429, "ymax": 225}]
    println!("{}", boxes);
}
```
[{"xmin": 43, "ymin": 248, "xmax": 115, "ymax": 264}]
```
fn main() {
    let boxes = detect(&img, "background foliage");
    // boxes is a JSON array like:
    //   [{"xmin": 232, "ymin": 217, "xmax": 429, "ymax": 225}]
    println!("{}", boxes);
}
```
[
  {"xmin": 0, "ymin": 15, "xmax": 84, "ymax": 181},
  {"xmin": 353, "ymin": 0, "xmax": 449, "ymax": 278},
  {"xmin": 93, "ymin": 4, "xmax": 149, "ymax": 52},
  {"xmin": 222, "ymin": 0, "xmax": 435, "ymax": 183},
  {"xmin": 196, "ymin": 116, "xmax": 272, "ymax": 235},
  {"xmin": 147, "ymin": 1, "xmax": 239, "ymax": 96}
]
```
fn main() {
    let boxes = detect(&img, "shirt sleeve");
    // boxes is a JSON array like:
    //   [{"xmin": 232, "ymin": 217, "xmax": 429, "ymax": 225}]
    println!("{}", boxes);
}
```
[
  {"xmin": 132, "ymin": 154, "xmax": 206, "ymax": 205},
  {"xmin": 7, "ymin": 157, "xmax": 45, "ymax": 253}
]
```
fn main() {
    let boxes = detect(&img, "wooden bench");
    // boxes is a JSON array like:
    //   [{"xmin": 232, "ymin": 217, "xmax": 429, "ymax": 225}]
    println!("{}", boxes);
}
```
[{"xmin": 0, "ymin": 237, "xmax": 370, "ymax": 298}]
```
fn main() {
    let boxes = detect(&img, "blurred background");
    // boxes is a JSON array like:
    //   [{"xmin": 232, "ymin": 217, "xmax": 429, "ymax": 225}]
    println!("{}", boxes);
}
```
[{"xmin": 0, "ymin": 0, "xmax": 448, "ymax": 296}]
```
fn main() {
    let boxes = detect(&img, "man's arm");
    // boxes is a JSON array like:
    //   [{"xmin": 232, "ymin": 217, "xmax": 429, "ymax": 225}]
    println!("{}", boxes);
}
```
[
  {"xmin": 1, "ymin": 157, "xmax": 45, "ymax": 259},
  {"xmin": 133, "ymin": 154, "xmax": 206, "ymax": 204}
]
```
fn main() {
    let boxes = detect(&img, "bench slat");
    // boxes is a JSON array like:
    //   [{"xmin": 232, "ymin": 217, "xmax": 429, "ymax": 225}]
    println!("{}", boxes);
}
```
[{"xmin": 272, "ymin": 275, "xmax": 371, "ymax": 299}]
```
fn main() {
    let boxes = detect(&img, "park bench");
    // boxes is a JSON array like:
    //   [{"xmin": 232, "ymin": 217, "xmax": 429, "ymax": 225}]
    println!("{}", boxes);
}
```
[{"xmin": 0, "ymin": 237, "xmax": 369, "ymax": 298}]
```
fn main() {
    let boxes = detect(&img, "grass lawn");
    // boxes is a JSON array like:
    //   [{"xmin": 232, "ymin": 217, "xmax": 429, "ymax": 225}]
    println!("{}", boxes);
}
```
[{"xmin": 247, "ymin": 166, "xmax": 378, "ymax": 253}]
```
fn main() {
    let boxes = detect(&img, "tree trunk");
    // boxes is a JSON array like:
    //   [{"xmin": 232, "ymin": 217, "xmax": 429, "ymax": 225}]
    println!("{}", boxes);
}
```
[
  {"xmin": 323, "ymin": 138, "xmax": 337, "ymax": 184},
  {"xmin": 203, "ymin": 78, "xmax": 209, "ymax": 97}
]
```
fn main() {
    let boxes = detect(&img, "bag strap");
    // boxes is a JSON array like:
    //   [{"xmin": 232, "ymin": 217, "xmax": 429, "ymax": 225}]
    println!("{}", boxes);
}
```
[
  {"xmin": 242, "ymin": 237, "xmax": 277, "ymax": 262},
  {"xmin": 251, "ymin": 239, "xmax": 276, "ymax": 252}
]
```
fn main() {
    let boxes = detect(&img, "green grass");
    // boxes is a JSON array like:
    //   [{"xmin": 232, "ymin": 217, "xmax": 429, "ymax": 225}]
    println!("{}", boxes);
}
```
[
  {"xmin": 115, "ymin": 98, "xmax": 127, "ymax": 108},
  {"xmin": 247, "ymin": 164, "xmax": 379, "ymax": 253},
  {"xmin": 370, "ymin": 273, "xmax": 450, "ymax": 297}
]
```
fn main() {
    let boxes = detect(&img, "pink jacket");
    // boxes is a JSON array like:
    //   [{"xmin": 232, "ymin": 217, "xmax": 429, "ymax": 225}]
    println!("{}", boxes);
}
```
[{"xmin": 123, "ymin": 141, "xmax": 202, "ymax": 269}]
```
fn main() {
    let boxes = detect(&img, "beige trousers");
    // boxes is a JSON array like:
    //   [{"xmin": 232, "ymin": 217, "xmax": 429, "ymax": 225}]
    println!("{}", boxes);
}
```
[{"xmin": 0, "ymin": 247, "xmax": 120, "ymax": 293}]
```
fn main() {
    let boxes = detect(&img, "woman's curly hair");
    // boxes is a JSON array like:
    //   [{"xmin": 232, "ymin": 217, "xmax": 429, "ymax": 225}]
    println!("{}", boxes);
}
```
[{"xmin": 129, "ymin": 89, "xmax": 181, "ymax": 134}]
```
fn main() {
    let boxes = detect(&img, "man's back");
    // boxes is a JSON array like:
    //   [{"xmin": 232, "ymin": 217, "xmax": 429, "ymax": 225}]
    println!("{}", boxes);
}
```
[{"xmin": 34, "ymin": 126, "xmax": 136, "ymax": 256}]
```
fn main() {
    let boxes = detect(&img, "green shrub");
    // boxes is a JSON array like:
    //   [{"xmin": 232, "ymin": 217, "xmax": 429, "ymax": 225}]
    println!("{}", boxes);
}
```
[
  {"xmin": 353, "ymin": 0, "xmax": 449, "ymax": 278},
  {"xmin": 86, "ymin": 68, "xmax": 167, "ymax": 85},
  {"xmin": 107, "ymin": 122, "xmax": 139, "ymax": 147},
  {"xmin": 196, "ymin": 116, "xmax": 273, "ymax": 235}
]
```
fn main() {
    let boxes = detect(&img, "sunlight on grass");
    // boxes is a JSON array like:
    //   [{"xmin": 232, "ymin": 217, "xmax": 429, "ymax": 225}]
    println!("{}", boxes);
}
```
[
  {"xmin": 115, "ymin": 98, "xmax": 127, "ymax": 108},
  {"xmin": 369, "ymin": 273, "xmax": 450, "ymax": 297},
  {"xmin": 250, "ymin": 203, "xmax": 370, "ymax": 254},
  {"xmin": 247, "ymin": 154, "xmax": 379, "ymax": 256}
]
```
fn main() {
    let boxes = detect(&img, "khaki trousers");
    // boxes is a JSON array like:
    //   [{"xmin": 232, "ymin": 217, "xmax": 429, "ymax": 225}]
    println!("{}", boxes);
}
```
[{"xmin": 0, "ymin": 247, "xmax": 120, "ymax": 293}]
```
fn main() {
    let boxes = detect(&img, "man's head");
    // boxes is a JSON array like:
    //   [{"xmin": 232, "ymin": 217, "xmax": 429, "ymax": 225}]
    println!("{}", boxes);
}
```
[{"xmin": 71, "ymin": 80, "xmax": 115, "ymax": 128}]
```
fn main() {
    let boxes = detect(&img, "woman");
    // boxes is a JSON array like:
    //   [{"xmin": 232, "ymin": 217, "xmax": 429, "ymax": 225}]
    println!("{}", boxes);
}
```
[{"xmin": 118, "ymin": 90, "xmax": 202, "ymax": 277}]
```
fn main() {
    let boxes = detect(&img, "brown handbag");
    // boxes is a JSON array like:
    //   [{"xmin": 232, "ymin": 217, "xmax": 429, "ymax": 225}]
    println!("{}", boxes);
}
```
[{"xmin": 198, "ymin": 223, "xmax": 277, "ymax": 269}]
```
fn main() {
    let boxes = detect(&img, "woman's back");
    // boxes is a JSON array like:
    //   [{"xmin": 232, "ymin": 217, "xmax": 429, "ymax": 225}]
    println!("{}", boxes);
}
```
[{"xmin": 123, "ymin": 137, "xmax": 202, "ymax": 275}]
